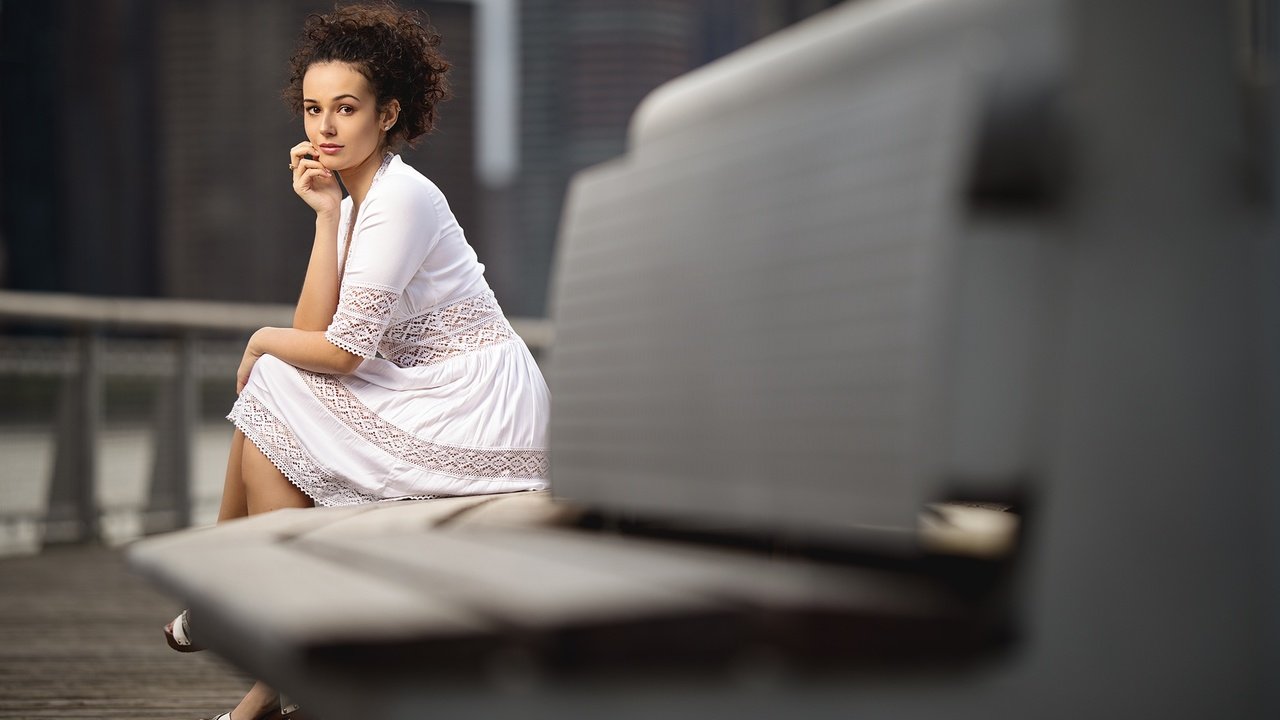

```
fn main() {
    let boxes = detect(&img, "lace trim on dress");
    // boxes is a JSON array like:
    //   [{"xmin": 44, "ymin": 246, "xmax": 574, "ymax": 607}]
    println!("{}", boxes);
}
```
[
  {"xmin": 379, "ymin": 290, "xmax": 516, "ymax": 368},
  {"xmin": 326, "ymin": 284, "xmax": 400, "ymax": 358},
  {"xmin": 298, "ymin": 368, "xmax": 550, "ymax": 481},
  {"xmin": 227, "ymin": 392, "xmax": 384, "ymax": 507}
]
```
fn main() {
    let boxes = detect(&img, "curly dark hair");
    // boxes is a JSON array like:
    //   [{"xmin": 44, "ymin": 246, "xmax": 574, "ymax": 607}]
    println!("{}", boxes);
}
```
[{"xmin": 283, "ymin": 2, "xmax": 452, "ymax": 148}]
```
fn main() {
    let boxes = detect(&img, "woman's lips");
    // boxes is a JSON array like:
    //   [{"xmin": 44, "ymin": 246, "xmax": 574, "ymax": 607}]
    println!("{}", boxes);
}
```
[{"xmin": 318, "ymin": 144, "xmax": 343, "ymax": 155}]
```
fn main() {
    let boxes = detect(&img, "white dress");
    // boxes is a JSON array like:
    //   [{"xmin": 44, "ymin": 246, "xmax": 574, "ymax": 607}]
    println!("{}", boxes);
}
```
[{"xmin": 227, "ymin": 154, "xmax": 550, "ymax": 505}]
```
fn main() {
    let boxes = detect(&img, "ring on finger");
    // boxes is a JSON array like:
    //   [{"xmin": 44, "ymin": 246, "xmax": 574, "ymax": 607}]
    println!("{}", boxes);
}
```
[{"xmin": 288, "ymin": 163, "xmax": 296, "ymax": 170}]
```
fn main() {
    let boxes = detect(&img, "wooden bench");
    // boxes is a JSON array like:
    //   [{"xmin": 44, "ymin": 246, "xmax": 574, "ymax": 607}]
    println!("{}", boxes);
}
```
[{"xmin": 128, "ymin": 491, "xmax": 1016, "ymax": 718}]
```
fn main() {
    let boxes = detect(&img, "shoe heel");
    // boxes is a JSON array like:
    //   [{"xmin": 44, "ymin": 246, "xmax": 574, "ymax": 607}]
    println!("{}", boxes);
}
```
[{"xmin": 164, "ymin": 609, "xmax": 206, "ymax": 653}]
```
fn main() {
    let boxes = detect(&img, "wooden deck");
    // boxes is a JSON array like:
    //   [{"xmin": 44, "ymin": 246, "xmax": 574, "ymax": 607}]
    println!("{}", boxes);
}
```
[{"xmin": 0, "ymin": 544, "xmax": 249, "ymax": 720}]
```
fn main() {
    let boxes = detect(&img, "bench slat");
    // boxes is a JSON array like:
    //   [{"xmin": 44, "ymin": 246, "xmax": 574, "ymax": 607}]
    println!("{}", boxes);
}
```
[
  {"xmin": 294, "ymin": 530, "xmax": 723, "ymax": 630},
  {"xmin": 130, "ymin": 540, "xmax": 493, "ymax": 654},
  {"xmin": 445, "ymin": 526, "xmax": 952, "ymax": 615},
  {"xmin": 297, "ymin": 491, "xmax": 574, "ymax": 540}
]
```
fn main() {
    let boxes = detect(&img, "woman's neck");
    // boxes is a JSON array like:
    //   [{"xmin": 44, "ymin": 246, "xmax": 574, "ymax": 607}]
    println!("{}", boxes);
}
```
[{"xmin": 336, "ymin": 147, "xmax": 388, "ymax": 209}]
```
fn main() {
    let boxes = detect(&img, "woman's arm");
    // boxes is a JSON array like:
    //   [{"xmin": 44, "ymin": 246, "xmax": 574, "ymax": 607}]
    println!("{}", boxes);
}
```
[
  {"xmin": 237, "ymin": 327, "xmax": 360, "ymax": 393},
  {"xmin": 292, "ymin": 212, "xmax": 342, "ymax": 331},
  {"xmin": 288, "ymin": 140, "xmax": 345, "ymax": 331}
]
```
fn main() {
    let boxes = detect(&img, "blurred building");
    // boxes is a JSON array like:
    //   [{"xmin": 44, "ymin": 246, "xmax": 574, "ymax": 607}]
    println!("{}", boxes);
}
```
[{"xmin": 0, "ymin": 0, "xmax": 843, "ymax": 316}]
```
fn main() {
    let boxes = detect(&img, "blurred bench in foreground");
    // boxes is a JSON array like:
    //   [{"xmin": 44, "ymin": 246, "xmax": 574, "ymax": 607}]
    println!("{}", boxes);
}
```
[{"xmin": 128, "ymin": 491, "xmax": 1015, "ymax": 719}]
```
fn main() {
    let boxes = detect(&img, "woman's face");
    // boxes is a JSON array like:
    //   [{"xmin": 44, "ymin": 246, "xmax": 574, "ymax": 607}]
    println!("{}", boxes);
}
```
[{"xmin": 301, "ymin": 61, "xmax": 394, "ymax": 172}]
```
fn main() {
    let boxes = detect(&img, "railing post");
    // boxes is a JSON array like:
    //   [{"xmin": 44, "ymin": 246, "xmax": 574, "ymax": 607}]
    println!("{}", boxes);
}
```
[
  {"xmin": 145, "ymin": 331, "xmax": 197, "ymax": 533},
  {"xmin": 45, "ymin": 326, "xmax": 102, "ymax": 544}
]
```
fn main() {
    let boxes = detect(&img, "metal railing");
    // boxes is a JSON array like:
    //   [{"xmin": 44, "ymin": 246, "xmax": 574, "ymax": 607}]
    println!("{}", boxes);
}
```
[{"xmin": 0, "ymin": 290, "xmax": 552, "ymax": 545}]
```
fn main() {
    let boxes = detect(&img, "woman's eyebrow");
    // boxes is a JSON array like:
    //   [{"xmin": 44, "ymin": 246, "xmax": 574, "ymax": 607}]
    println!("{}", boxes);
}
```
[{"xmin": 302, "ymin": 94, "xmax": 361, "ymax": 103}]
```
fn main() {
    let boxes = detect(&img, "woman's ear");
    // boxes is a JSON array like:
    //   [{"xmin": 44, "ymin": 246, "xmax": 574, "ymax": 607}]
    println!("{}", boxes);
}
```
[{"xmin": 381, "ymin": 99, "xmax": 401, "ymax": 132}]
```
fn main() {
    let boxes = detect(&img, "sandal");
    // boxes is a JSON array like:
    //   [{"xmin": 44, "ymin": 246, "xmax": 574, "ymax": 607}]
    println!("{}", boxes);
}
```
[{"xmin": 164, "ymin": 609, "xmax": 206, "ymax": 653}]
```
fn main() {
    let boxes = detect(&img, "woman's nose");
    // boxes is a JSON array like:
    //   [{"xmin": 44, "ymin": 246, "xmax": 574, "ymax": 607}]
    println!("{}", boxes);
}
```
[{"xmin": 318, "ymin": 112, "xmax": 336, "ymax": 135}]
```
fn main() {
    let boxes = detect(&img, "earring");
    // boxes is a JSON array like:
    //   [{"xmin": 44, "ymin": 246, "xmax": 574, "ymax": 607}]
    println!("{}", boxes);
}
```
[{"xmin": 384, "ymin": 125, "xmax": 391, "ymax": 131}]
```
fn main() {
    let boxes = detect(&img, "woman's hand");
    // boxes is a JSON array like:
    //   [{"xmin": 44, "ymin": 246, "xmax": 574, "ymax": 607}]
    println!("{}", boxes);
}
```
[
  {"xmin": 236, "ymin": 330, "xmax": 267, "ymax": 395},
  {"xmin": 290, "ymin": 141, "xmax": 342, "ymax": 219},
  {"xmin": 235, "ymin": 328, "xmax": 361, "ymax": 394}
]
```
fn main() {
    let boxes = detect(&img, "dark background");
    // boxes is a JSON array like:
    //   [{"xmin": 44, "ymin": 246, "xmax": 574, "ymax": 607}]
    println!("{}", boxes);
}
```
[{"xmin": 0, "ymin": 0, "xmax": 846, "ymax": 318}]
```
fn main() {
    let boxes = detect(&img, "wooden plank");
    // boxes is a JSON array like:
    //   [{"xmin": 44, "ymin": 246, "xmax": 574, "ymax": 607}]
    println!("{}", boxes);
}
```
[
  {"xmin": 0, "ymin": 546, "xmax": 247, "ymax": 719},
  {"xmin": 431, "ymin": 527, "xmax": 1001, "ymax": 666},
  {"xmin": 129, "ymin": 537, "xmax": 503, "ymax": 700},
  {"xmin": 289, "ymin": 524, "xmax": 990, "ymax": 674},
  {"xmin": 130, "ymin": 540, "xmax": 489, "ymax": 642},
  {"xmin": 294, "ymin": 530, "xmax": 721, "ymax": 631},
  {"xmin": 293, "ymin": 493, "xmax": 520, "ymax": 540},
  {"xmin": 128, "ymin": 539, "xmax": 498, "ymax": 710},
  {"xmin": 443, "ymin": 490, "xmax": 585, "ymax": 529},
  {"xmin": 127, "ymin": 506, "xmax": 376, "ymax": 560},
  {"xmin": 135, "ymin": 494, "xmax": 569, "ymax": 554},
  {"xmin": 440, "ymin": 526, "xmax": 953, "ymax": 616}
]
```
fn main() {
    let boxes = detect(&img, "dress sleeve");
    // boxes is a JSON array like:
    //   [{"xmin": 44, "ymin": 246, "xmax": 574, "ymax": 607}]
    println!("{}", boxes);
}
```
[{"xmin": 325, "ymin": 181, "xmax": 441, "ymax": 358}]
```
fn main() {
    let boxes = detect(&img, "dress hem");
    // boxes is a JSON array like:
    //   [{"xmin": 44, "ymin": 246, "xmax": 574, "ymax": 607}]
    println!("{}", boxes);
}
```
[
  {"xmin": 226, "ymin": 390, "xmax": 545, "ymax": 506},
  {"xmin": 228, "ymin": 392, "xmax": 383, "ymax": 508}
]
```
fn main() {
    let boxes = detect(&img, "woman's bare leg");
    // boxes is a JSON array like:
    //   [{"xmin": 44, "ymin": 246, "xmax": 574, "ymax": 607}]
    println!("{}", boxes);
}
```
[
  {"xmin": 163, "ymin": 431, "xmax": 247, "ymax": 647},
  {"xmin": 230, "ymin": 680, "xmax": 278, "ymax": 719},
  {"xmin": 241, "ymin": 438, "xmax": 313, "ymax": 514},
  {"xmin": 217, "ymin": 429, "xmax": 250, "ymax": 523},
  {"xmin": 220, "ymin": 440, "xmax": 312, "ymax": 716}
]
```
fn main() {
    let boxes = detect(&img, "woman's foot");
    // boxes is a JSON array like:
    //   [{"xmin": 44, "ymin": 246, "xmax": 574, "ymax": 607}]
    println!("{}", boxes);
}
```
[
  {"xmin": 213, "ymin": 680, "xmax": 290, "ymax": 720},
  {"xmin": 164, "ymin": 609, "xmax": 206, "ymax": 653}
]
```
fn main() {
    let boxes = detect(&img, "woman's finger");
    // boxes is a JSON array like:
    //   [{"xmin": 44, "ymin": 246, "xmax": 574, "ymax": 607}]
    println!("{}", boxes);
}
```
[
  {"xmin": 288, "ymin": 143, "xmax": 322, "ymax": 171},
  {"xmin": 293, "ymin": 158, "xmax": 327, "ymax": 175},
  {"xmin": 294, "ymin": 169, "xmax": 335, "ymax": 196},
  {"xmin": 295, "ymin": 166, "xmax": 333, "ymax": 185},
  {"xmin": 288, "ymin": 146, "xmax": 308, "ymax": 171},
  {"xmin": 236, "ymin": 350, "xmax": 259, "ymax": 395},
  {"xmin": 292, "ymin": 162, "xmax": 331, "ymax": 186}
]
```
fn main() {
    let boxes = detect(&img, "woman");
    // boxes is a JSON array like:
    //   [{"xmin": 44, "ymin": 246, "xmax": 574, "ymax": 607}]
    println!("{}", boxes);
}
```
[{"xmin": 164, "ymin": 5, "xmax": 549, "ymax": 718}]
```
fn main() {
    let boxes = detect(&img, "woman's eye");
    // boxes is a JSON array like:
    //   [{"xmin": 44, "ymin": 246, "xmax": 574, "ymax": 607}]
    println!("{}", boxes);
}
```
[
  {"xmin": 339, "ymin": 105, "xmax": 354, "ymax": 114},
  {"xmin": 304, "ymin": 106, "xmax": 319, "ymax": 115}
]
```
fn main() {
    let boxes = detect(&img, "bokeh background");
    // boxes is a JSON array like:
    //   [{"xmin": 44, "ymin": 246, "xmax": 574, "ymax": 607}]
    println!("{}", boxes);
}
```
[
  {"xmin": 0, "ymin": 0, "xmax": 849, "ymax": 548},
  {"xmin": 0, "ymin": 0, "xmax": 847, "ymax": 317}
]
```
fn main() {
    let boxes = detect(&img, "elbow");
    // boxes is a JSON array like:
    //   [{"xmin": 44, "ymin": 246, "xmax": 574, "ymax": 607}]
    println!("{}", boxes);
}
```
[
  {"xmin": 334, "ymin": 350, "xmax": 364, "ymax": 375},
  {"xmin": 319, "ymin": 331, "xmax": 365, "ymax": 374}
]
